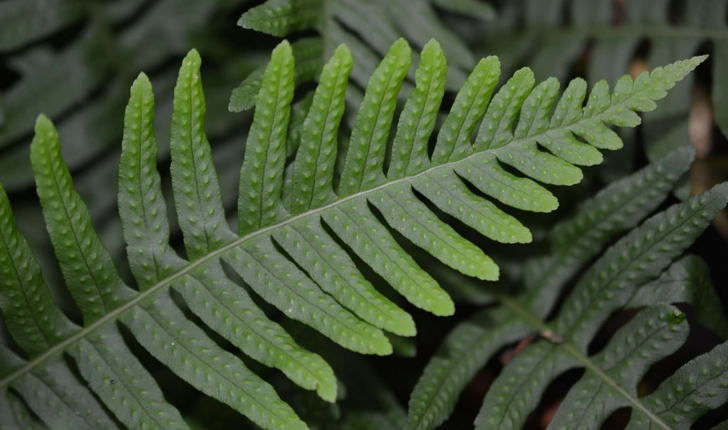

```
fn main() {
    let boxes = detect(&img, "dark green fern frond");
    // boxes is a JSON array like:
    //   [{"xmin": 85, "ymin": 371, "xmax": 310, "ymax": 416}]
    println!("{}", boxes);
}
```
[
  {"xmin": 0, "ymin": 0, "xmax": 258, "ymax": 327},
  {"xmin": 479, "ymin": 186, "xmax": 728, "ymax": 430},
  {"xmin": 405, "ymin": 145, "xmax": 728, "ymax": 429},
  {"xmin": 404, "ymin": 146, "xmax": 701, "ymax": 429},
  {"xmin": 0, "ymin": 38, "xmax": 704, "ymax": 429},
  {"xmin": 623, "ymin": 340, "xmax": 728, "ymax": 429},
  {"xmin": 627, "ymin": 255, "xmax": 728, "ymax": 339},
  {"xmin": 230, "ymin": 0, "xmax": 496, "ymax": 112},
  {"xmin": 0, "ymin": 0, "xmax": 249, "ymax": 192}
]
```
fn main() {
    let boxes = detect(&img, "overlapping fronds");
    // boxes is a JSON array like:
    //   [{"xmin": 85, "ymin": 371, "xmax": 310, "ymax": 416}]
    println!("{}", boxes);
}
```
[
  {"xmin": 0, "ymin": 37, "xmax": 703, "ymax": 429},
  {"xmin": 0, "ymin": 0, "xmax": 257, "ymax": 312},
  {"xmin": 230, "ymin": 0, "xmax": 496, "ymax": 112},
  {"xmin": 483, "ymin": 0, "xmax": 728, "ymax": 161},
  {"xmin": 0, "ymin": 0, "xmax": 250, "ymax": 191},
  {"xmin": 405, "ymin": 145, "xmax": 728, "ymax": 429}
]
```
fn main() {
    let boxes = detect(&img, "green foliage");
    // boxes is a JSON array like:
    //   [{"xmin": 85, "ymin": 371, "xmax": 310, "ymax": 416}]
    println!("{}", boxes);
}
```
[
  {"xmin": 484, "ymin": 0, "xmax": 728, "ymax": 162},
  {"xmin": 230, "ymin": 0, "xmax": 496, "ymax": 112},
  {"xmin": 0, "ymin": 0, "xmax": 253, "ymax": 190},
  {"xmin": 0, "ymin": 0, "xmax": 260, "ymax": 318},
  {"xmin": 0, "ymin": 35, "xmax": 707, "ymax": 430},
  {"xmin": 405, "ymin": 146, "xmax": 728, "ymax": 429}
]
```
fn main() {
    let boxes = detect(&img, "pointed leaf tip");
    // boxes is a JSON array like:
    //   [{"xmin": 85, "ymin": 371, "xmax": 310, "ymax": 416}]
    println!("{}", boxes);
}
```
[
  {"xmin": 134, "ymin": 71, "xmax": 150, "ymax": 83},
  {"xmin": 237, "ymin": 13, "xmax": 250, "ymax": 28},
  {"xmin": 33, "ymin": 115, "xmax": 57, "ymax": 145},
  {"xmin": 35, "ymin": 113, "xmax": 53, "ymax": 128},
  {"xmin": 674, "ymin": 142, "xmax": 697, "ymax": 160},
  {"xmin": 693, "ymin": 54, "xmax": 709, "ymax": 64},
  {"xmin": 422, "ymin": 39, "xmax": 444, "ymax": 58},
  {"xmin": 131, "ymin": 72, "xmax": 152, "ymax": 91},
  {"xmin": 268, "ymin": 40, "xmax": 294, "ymax": 65},
  {"xmin": 713, "ymin": 181, "xmax": 728, "ymax": 200},
  {"xmin": 273, "ymin": 39, "xmax": 292, "ymax": 54},
  {"xmin": 392, "ymin": 37, "xmax": 412, "ymax": 53},
  {"xmin": 332, "ymin": 43, "xmax": 352, "ymax": 59},
  {"xmin": 423, "ymin": 38, "xmax": 441, "ymax": 48},
  {"xmin": 676, "ymin": 54, "xmax": 709, "ymax": 73},
  {"xmin": 182, "ymin": 49, "xmax": 202, "ymax": 68}
]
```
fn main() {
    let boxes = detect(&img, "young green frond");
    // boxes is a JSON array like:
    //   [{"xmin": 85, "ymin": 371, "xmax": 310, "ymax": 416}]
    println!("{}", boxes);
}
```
[{"xmin": 0, "ymin": 38, "xmax": 706, "ymax": 430}]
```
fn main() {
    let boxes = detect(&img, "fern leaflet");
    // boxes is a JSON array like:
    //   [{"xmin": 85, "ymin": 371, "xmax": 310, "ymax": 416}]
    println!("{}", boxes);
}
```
[
  {"xmin": 405, "ymin": 146, "xmax": 728, "ymax": 429},
  {"xmin": 230, "ymin": 0, "xmax": 497, "ymax": 112}
]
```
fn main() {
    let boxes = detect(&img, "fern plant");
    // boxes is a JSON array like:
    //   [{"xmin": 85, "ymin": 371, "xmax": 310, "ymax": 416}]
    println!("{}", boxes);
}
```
[
  {"xmin": 0, "ymin": 35, "xmax": 704, "ymax": 429},
  {"xmin": 406, "ymin": 144, "xmax": 728, "ymax": 429},
  {"xmin": 0, "ymin": 0, "xmax": 253, "ymax": 191},
  {"xmin": 0, "ymin": 0, "xmax": 262, "ymax": 312},
  {"xmin": 230, "ymin": 0, "xmax": 495, "ymax": 112},
  {"xmin": 482, "ymin": 0, "xmax": 728, "ymax": 162}
]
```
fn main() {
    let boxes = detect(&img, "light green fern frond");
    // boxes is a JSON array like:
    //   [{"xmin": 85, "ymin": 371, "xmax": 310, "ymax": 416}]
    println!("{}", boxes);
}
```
[{"xmin": 0, "ymin": 38, "xmax": 704, "ymax": 429}]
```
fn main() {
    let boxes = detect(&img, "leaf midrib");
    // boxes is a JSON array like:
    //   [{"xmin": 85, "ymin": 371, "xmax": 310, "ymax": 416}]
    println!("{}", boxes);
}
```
[
  {"xmin": 494, "ymin": 293, "xmax": 674, "ymax": 430},
  {"xmin": 0, "ymin": 86, "xmax": 644, "ymax": 390},
  {"xmin": 29, "ymin": 367, "xmax": 99, "ymax": 430},
  {"xmin": 0, "ymin": 227, "xmax": 53, "ymax": 350},
  {"xmin": 523, "ymin": 167, "xmax": 672, "ymax": 310},
  {"xmin": 296, "ymin": 58, "xmax": 343, "ymax": 213},
  {"xmin": 81, "ymin": 337, "xmax": 173, "ymax": 430}
]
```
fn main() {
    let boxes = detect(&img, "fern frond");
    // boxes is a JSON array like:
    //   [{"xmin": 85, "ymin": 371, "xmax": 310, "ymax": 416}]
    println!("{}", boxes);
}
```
[
  {"xmin": 475, "ymin": 185, "xmax": 728, "ymax": 430},
  {"xmin": 623, "ymin": 341, "xmax": 728, "ymax": 429},
  {"xmin": 230, "ymin": 0, "xmax": 493, "ymax": 111},
  {"xmin": 553, "ymin": 185, "xmax": 728, "ymax": 350},
  {"xmin": 546, "ymin": 305, "xmax": 689, "ymax": 429},
  {"xmin": 0, "ymin": 39, "xmax": 703, "ymax": 429},
  {"xmin": 523, "ymin": 145, "xmax": 699, "ymax": 317},
  {"xmin": 0, "ymin": 0, "xmax": 241, "ymax": 191},
  {"xmin": 404, "ymin": 146, "xmax": 710, "ymax": 429},
  {"xmin": 627, "ymin": 255, "xmax": 728, "ymax": 339},
  {"xmin": 0, "ymin": 0, "xmax": 86, "ymax": 52},
  {"xmin": 488, "ymin": 0, "xmax": 728, "ymax": 159}
]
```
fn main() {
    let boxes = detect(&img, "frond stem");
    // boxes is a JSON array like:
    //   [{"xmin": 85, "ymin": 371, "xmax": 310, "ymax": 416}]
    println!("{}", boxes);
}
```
[{"xmin": 493, "ymin": 291, "xmax": 674, "ymax": 430}]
